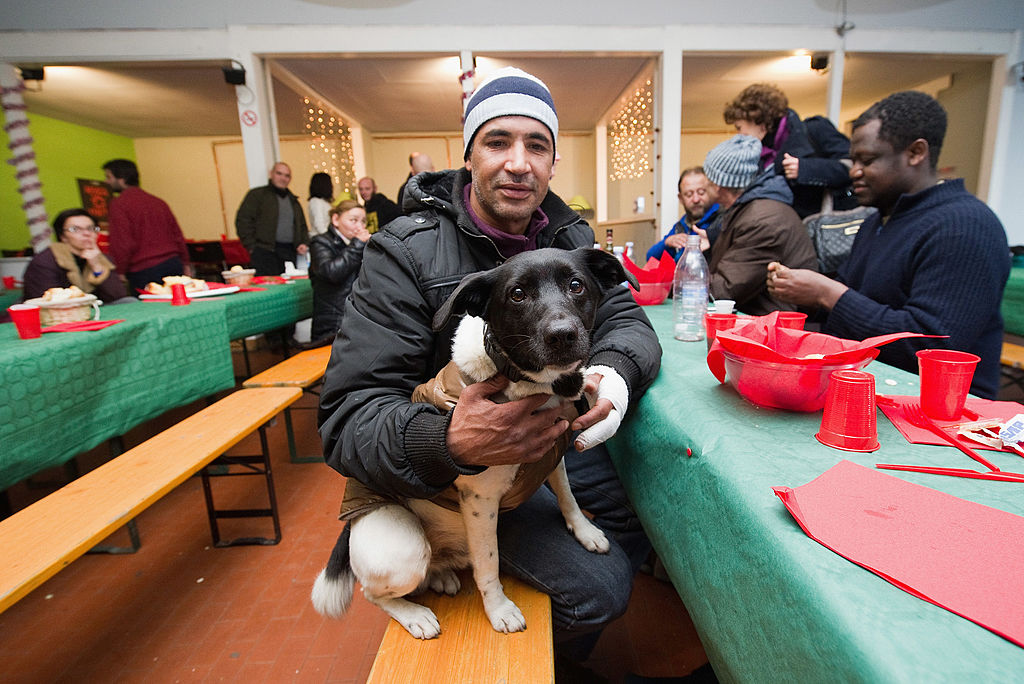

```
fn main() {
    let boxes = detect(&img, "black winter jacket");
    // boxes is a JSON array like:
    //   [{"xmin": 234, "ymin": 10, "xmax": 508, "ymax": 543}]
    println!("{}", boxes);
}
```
[
  {"xmin": 309, "ymin": 228, "xmax": 367, "ymax": 341},
  {"xmin": 318, "ymin": 168, "xmax": 662, "ymax": 500},
  {"xmin": 767, "ymin": 111, "xmax": 857, "ymax": 218}
]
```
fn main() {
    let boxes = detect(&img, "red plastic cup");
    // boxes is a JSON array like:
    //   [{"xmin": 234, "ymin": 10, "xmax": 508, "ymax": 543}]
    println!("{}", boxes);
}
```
[
  {"xmin": 705, "ymin": 313, "xmax": 739, "ymax": 351},
  {"xmin": 917, "ymin": 349, "xmax": 979, "ymax": 420},
  {"xmin": 7, "ymin": 304, "xmax": 42, "ymax": 339},
  {"xmin": 776, "ymin": 311, "xmax": 807, "ymax": 330},
  {"xmin": 2, "ymin": 276, "xmax": 15, "ymax": 289},
  {"xmin": 815, "ymin": 370, "xmax": 879, "ymax": 452},
  {"xmin": 170, "ymin": 283, "xmax": 190, "ymax": 306}
]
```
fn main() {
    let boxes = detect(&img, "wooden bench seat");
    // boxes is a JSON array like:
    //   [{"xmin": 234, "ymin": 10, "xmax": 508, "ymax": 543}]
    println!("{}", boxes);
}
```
[
  {"xmin": 0, "ymin": 387, "xmax": 301, "ymax": 614},
  {"xmin": 244, "ymin": 344, "xmax": 332, "ymax": 462},
  {"xmin": 367, "ymin": 573, "xmax": 554, "ymax": 684}
]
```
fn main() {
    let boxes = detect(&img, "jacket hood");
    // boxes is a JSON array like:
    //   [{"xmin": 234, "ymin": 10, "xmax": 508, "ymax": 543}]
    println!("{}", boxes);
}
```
[{"xmin": 736, "ymin": 169, "xmax": 793, "ymax": 206}]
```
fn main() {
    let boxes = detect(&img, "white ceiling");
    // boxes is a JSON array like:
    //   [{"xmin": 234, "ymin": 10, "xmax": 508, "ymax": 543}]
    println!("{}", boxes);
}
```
[{"xmin": 17, "ymin": 52, "xmax": 992, "ymax": 140}]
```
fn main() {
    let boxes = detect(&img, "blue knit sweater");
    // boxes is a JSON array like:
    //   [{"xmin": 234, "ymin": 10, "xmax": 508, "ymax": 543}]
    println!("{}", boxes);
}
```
[{"xmin": 824, "ymin": 179, "xmax": 1010, "ymax": 399}]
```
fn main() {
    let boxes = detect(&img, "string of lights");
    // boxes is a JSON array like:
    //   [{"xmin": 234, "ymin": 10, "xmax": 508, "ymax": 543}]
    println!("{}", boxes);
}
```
[
  {"xmin": 303, "ymin": 96, "xmax": 356, "ymax": 196},
  {"xmin": 609, "ymin": 79, "xmax": 654, "ymax": 181}
]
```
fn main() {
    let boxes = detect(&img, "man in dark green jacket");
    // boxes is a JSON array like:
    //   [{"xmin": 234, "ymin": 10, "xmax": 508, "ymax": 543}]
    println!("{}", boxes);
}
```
[{"xmin": 235, "ymin": 162, "xmax": 309, "ymax": 275}]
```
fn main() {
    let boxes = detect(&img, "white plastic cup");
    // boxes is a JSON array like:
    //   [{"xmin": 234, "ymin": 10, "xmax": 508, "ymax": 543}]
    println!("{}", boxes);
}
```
[{"xmin": 713, "ymin": 299, "xmax": 735, "ymax": 315}]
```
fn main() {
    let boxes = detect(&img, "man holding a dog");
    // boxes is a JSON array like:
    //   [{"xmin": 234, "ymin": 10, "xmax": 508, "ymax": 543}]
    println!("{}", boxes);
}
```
[{"xmin": 319, "ymin": 67, "xmax": 661, "ymax": 671}]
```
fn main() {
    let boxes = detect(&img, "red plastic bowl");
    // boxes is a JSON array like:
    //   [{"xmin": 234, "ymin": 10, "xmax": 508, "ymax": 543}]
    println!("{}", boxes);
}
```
[
  {"xmin": 722, "ymin": 350, "xmax": 873, "ymax": 412},
  {"xmin": 629, "ymin": 281, "xmax": 671, "ymax": 306}
]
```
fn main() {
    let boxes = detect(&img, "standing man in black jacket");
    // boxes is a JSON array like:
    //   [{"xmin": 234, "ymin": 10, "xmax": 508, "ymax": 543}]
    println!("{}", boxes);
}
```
[
  {"xmin": 235, "ymin": 162, "xmax": 309, "ymax": 275},
  {"xmin": 318, "ymin": 67, "xmax": 661, "ymax": 667}
]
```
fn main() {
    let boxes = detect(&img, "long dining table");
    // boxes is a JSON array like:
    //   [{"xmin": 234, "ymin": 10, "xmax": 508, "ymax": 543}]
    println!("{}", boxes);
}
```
[
  {"xmin": 0, "ymin": 279, "xmax": 313, "ymax": 494},
  {"xmin": 607, "ymin": 302, "xmax": 1024, "ymax": 683}
]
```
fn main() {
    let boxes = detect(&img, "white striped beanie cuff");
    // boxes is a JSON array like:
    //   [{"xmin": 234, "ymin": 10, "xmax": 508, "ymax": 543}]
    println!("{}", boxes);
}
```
[
  {"xmin": 704, "ymin": 134, "xmax": 763, "ymax": 189},
  {"xmin": 463, "ymin": 67, "xmax": 558, "ymax": 158}
]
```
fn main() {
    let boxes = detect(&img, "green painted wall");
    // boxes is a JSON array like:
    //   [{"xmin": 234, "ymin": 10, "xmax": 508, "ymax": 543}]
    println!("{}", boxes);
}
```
[{"xmin": 0, "ymin": 112, "xmax": 135, "ymax": 252}]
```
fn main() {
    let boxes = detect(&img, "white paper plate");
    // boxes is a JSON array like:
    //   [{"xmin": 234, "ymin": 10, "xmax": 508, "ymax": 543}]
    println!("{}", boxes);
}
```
[{"xmin": 139, "ymin": 284, "xmax": 240, "ymax": 300}]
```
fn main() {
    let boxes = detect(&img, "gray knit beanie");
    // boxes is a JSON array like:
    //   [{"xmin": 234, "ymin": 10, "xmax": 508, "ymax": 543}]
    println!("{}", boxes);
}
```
[
  {"xmin": 703, "ymin": 135, "xmax": 762, "ymax": 189},
  {"xmin": 463, "ymin": 67, "xmax": 558, "ymax": 159}
]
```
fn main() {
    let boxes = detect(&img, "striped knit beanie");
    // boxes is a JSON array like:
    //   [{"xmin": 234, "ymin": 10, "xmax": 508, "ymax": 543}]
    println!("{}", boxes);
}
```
[
  {"xmin": 703, "ymin": 134, "xmax": 762, "ymax": 189},
  {"xmin": 463, "ymin": 67, "xmax": 558, "ymax": 159}
]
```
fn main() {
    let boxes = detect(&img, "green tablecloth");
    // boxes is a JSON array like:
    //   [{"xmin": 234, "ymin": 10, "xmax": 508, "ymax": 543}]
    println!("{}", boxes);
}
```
[
  {"xmin": 223, "ymin": 279, "xmax": 312, "ymax": 340},
  {"xmin": 0, "ymin": 287, "xmax": 21, "ymax": 312},
  {"xmin": 0, "ymin": 300, "xmax": 235, "ymax": 491},
  {"xmin": 608, "ymin": 303, "xmax": 1024, "ymax": 682},
  {"xmin": 0, "ymin": 282, "xmax": 313, "ymax": 492},
  {"xmin": 1002, "ymin": 266, "xmax": 1024, "ymax": 337}
]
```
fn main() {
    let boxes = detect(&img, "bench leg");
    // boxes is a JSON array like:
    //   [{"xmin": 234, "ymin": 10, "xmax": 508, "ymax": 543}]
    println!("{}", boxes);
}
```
[
  {"xmin": 200, "ymin": 423, "xmax": 282, "ymax": 547},
  {"xmin": 85, "ymin": 436, "xmax": 142, "ymax": 554},
  {"xmin": 284, "ymin": 405, "xmax": 323, "ymax": 464},
  {"xmin": 87, "ymin": 519, "xmax": 142, "ymax": 554}
]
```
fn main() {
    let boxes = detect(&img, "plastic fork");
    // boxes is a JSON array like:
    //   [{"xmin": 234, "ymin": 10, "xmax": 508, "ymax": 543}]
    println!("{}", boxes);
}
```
[{"xmin": 901, "ymin": 401, "xmax": 1002, "ymax": 472}]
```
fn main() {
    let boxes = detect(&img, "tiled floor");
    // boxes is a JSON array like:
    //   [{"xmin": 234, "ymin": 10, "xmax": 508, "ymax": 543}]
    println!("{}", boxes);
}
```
[{"xmin": 0, "ymin": 344, "xmax": 709, "ymax": 684}]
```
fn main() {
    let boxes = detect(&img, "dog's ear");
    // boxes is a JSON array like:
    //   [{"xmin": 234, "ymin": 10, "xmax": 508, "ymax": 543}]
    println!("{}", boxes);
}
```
[
  {"xmin": 432, "ymin": 269, "xmax": 497, "ymax": 331},
  {"xmin": 578, "ymin": 248, "xmax": 640, "ymax": 291}
]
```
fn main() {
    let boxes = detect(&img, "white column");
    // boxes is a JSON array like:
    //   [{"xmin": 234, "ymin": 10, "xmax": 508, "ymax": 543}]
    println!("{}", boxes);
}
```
[
  {"xmin": 230, "ymin": 50, "xmax": 277, "ymax": 189},
  {"xmin": 595, "ymin": 123, "xmax": 608, "ymax": 224},
  {"xmin": 984, "ymin": 31, "xmax": 1024, "ymax": 245},
  {"xmin": 658, "ymin": 48, "xmax": 683, "ymax": 234},
  {"xmin": 826, "ymin": 46, "xmax": 846, "ymax": 124}
]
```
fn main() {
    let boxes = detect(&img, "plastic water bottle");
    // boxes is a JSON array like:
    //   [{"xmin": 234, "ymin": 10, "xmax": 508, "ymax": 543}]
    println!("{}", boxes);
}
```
[{"xmin": 673, "ymin": 233, "xmax": 709, "ymax": 341}]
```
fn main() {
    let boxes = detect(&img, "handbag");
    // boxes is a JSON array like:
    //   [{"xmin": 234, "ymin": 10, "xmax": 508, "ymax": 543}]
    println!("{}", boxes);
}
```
[{"xmin": 803, "ymin": 206, "xmax": 878, "ymax": 277}]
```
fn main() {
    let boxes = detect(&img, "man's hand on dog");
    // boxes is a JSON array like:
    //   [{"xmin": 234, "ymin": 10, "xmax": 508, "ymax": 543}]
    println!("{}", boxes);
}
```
[{"xmin": 448, "ymin": 375, "xmax": 570, "ymax": 467}]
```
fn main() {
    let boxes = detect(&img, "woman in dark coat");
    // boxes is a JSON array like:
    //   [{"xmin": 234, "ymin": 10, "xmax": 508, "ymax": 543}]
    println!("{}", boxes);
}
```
[
  {"xmin": 723, "ymin": 83, "xmax": 857, "ymax": 218},
  {"xmin": 309, "ymin": 199, "xmax": 371, "ymax": 342}
]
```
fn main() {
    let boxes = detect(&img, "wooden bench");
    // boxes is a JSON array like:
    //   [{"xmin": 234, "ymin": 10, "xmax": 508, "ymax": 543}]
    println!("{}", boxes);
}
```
[
  {"xmin": 0, "ymin": 387, "xmax": 301, "ymax": 614},
  {"xmin": 243, "ymin": 344, "xmax": 333, "ymax": 462},
  {"xmin": 366, "ymin": 573, "xmax": 554, "ymax": 684},
  {"xmin": 1002, "ymin": 341, "xmax": 1024, "ymax": 392}
]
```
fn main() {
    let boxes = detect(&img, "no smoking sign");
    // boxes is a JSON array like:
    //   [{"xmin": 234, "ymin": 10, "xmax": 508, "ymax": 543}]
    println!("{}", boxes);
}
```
[{"xmin": 241, "ymin": 110, "xmax": 258, "ymax": 127}]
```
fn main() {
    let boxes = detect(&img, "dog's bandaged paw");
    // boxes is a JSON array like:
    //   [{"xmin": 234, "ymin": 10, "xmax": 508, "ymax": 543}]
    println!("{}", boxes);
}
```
[{"xmin": 574, "ymin": 365, "xmax": 628, "ymax": 451}]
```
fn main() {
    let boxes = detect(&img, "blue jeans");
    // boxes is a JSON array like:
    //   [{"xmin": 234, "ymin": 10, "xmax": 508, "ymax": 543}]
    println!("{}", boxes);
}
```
[{"xmin": 496, "ymin": 441, "xmax": 651, "ymax": 661}]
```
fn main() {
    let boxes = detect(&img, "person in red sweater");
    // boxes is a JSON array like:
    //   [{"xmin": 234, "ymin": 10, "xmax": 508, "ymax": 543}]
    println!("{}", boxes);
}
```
[{"xmin": 102, "ymin": 159, "xmax": 190, "ymax": 292}]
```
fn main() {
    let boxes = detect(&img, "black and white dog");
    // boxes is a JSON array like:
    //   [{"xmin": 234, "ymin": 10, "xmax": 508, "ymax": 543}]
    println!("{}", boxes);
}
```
[{"xmin": 311, "ymin": 247, "xmax": 639, "ymax": 639}]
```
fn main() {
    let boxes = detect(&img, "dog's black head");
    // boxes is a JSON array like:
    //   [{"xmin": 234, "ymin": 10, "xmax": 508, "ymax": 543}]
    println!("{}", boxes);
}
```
[{"xmin": 433, "ymin": 248, "xmax": 639, "ymax": 381}]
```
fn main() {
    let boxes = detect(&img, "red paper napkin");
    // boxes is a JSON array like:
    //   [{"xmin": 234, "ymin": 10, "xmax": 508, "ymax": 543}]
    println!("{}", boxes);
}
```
[
  {"xmin": 879, "ymin": 394, "xmax": 1024, "ymax": 452},
  {"xmin": 42, "ymin": 319, "xmax": 124, "ymax": 333},
  {"xmin": 622, "ymin": 252, "xmax": 676, "ymax": 283},
  {"xmin": 236, "ymin": 286, "xmax": 267, "ymax": 292},
  {"xmin": 706, "ymin": 311, "xmax": 933, "ymax": 383},
  {"xmin": 774, "ymin": 460, "xmax": 1024, "ymax": 649},
  {"xmin": 252, "ymin": 276, "xmax": 286, "ymax": 285}
]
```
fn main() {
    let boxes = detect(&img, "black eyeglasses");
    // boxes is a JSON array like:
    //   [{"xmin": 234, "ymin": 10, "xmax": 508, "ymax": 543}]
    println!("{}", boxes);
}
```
[{"xmin": 65, "ymin": 225, "xmax": 101, "ymax": 234}]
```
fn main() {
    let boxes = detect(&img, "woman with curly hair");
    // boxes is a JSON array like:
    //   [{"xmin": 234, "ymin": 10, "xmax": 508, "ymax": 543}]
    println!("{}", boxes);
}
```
[{"xmin": 723, "ymin": 83, "xmax": 857, "ymax": 218}]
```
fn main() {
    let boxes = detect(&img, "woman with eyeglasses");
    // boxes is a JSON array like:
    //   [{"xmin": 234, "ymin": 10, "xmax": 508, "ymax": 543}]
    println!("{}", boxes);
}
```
[{"xmin": 21, "ymin": 208, "xmax": 129, "ymax": 302}]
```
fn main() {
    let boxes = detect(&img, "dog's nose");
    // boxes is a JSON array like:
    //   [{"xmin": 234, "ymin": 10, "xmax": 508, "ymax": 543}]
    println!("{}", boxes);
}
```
[{"xmin": 544, "ymin": 323, "xmax": 579, "ymax": 350}]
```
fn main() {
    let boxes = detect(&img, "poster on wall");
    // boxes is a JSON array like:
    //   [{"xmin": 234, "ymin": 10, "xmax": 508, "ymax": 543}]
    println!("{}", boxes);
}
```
[{"xmin": 77, "ymin": 178, "xmax": 113, "ymax": 229}]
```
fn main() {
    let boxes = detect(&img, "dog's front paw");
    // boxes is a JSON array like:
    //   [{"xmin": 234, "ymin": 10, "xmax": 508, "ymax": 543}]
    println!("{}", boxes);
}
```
[
  {"xmin": 426, "ymin": 567, "xmax": 461, "ymax": 595},
  {"xmin": 485, "ymin": 597, "xmax": 527, "ymax": 633},
  {"xmin": 570, "ymin": 520, "xmax": 611, "ymax": 554}
]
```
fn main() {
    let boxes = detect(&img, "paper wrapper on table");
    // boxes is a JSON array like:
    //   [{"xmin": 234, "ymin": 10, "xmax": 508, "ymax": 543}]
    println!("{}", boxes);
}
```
[
  {"xmin": 706, "ymin": 311, "xmax": 932, "ymax": 411},
  {"xmin": 622, "ymin": 253, "xmax": 675, "ymax": 305}
]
